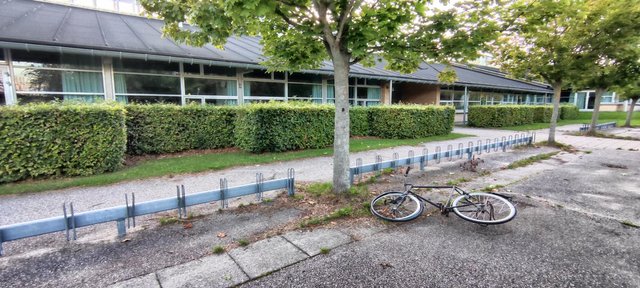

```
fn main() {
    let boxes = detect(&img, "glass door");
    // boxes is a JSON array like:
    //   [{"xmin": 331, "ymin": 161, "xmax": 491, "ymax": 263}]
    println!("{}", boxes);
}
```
[
  {"xmin": 0, "ymin": 65, "xmax": 14, "ymax": 105},
  {"xmin": 587, "ymin": 92, "xmax": 596, "ymax": 109}
]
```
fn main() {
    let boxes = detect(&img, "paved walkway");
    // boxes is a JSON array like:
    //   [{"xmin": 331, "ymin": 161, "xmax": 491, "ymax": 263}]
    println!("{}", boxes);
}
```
[
  {"xmin": 0, "ymin": 126, "xmax": 637, "ymax": 227},
  {"xmin": 0, "ymin": 127, "xmax": 520, "ymax": 225},
  {"xmin": 108, "ymin": 228, "xmax": 362, "ymax": 288}
]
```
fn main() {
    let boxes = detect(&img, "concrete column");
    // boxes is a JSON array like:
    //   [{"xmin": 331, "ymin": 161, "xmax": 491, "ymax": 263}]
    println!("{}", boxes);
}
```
[
  {"xmin": 236, "ymin": 70, "xmax": 244, "ymax": 105},
  {"xmin": 463, "ymin": 86, "xmax": 469, "ymax": 125},
  {"xmin": 179, "ymin": 62, "xmax": 186, "ymax": 105},
  {"xmin": 101, "ymin": 57, "xmax": 115, "ymax": 101}
]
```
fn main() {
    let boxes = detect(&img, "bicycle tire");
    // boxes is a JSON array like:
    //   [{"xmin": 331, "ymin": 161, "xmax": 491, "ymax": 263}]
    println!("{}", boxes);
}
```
[
  {"xmin": 370, "ymin": 192, "xmax": 423, "ymax": 222},
  {"xmin": 451, "ymin": 192, "xmax": 517, "ymax": 225}
]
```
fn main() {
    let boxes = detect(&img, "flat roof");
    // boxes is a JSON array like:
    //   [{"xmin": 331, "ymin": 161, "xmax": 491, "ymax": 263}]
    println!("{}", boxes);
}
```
[{"xmin": 0, "ymin": 0, "xmax": 552, "ymax": 93}]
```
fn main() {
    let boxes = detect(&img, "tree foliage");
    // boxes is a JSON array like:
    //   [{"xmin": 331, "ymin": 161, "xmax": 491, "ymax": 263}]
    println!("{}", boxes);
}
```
[
  {"xmin": 141, "ymin": 0, "xmax": 498, "ymax": 192},
  {"xmin": 493, "ymin": 0, "xmax": 587, "ymax": 144},
  {"xmin": 569, "ymin": 0, "xmax": 640, "ymax": 133}
]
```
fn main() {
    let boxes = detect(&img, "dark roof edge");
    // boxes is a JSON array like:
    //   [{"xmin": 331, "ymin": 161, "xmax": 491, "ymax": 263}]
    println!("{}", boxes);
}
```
[{"xmin": 452, "ymin": 63, "xmax": 551, "ymax": 90}]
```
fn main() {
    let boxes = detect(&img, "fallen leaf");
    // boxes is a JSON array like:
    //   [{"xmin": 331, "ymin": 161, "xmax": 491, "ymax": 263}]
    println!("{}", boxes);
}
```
[
  {"xmin": 183, "ymin": 222, "xmax": 193, "ymax": 229},
  {"xmin": 217, "ymin": 232, "xmax": 227, "ymax": 238},
  {"xmin": 121, "ymin": 238, "xmax": 131, "ymax": 243}
]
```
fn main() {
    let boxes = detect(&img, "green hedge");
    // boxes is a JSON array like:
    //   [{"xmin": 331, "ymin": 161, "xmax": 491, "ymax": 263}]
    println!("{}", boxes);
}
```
[
  {"xmin": 0, "ymin": 104, "xmax": 126, "ymax": 183},
  {"xmin": 468, "ymin": 105, "xmax": 536, "ymax": 127},
  {"xmin": 468, "ymin": 104, "xmax": 580, "ymax": 127},
  {"xmin": 532, "ymin": 106, "xmax": 553, "ymax": 123},
  {"xmin": 560, "ymin": 105, "xmax": 579, "ymax": 120},
  {"xmin": 125, "ymin": 104, "xmax": 237, "ymax": 155},
  {"xmin": 350, "ymin": 107, "xmax": 370, "ymax": 136},
  {"xmin": 234, "ymin": 102, "xmax": 334, "ymax": 153},
  {"xmin": 368, "ymin": 105, "xmax": 455, "ymax": 138}
]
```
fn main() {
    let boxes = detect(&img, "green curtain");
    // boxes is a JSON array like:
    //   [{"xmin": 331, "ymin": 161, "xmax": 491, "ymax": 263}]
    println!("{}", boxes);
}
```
[
  {"xmin": 327, "ymin": 85, "xmax": 334, "ymax": 103},
  {"xmin": 114, "ymin": 74, "xmax": 128, "ymax": 104},
  {"xmin": 227, "ymin": 80, "xmax": 237, "ymax": 96},
  {"xmin": 62, "ymin": 71, "xmax": 104, "ymax": 103},
  {"xmin": 243, "ymin": 81, "xmax": 251, "ymax": 97},
  {"xmin": 367, "ymin": 87, "xmax": 381, "ymax": 100},
  {"xmin": 312, "ymin": 84, "xmax": 322, "ymax": 103}
]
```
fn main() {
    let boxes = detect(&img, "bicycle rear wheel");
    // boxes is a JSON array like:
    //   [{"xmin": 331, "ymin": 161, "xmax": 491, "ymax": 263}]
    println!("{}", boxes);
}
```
[
  {"xmin": 370, "ymin": 192, "xmax": 423, "ymax": 222},
  {"xmin": 452, "ymin": 192, "xmax": 516, "ymax": 225}
]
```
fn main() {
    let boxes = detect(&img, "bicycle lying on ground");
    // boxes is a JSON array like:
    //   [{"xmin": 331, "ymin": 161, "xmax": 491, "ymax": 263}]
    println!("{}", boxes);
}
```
[{"xmin": 370, "ymin": 168, "xmax": 517, "ymax": 225}]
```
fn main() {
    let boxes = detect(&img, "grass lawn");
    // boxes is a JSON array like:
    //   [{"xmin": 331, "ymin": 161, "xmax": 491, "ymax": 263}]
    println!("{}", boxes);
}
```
[
  {"xmin": 0, "ymin": 133, "xmax": 471, "ymax": 196},
  {"xmin": 499, "ymin": 111, "xmax": 640, "ymax": 131}
]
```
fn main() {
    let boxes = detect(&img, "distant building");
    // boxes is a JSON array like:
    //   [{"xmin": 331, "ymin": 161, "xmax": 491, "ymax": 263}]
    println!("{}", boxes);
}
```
[{"xmin": 1, "ymin": 0, "xmax": 555, "ymax": 121}]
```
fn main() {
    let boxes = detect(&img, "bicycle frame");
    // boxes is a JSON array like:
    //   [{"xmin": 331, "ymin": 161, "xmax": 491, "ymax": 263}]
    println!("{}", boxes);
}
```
[{"xmin": 400, "ymin": 184, "xmax": 478, "ymax": 212}]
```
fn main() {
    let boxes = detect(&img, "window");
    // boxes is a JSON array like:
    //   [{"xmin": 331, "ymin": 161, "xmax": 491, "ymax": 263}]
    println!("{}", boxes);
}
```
[
  {"xmin": 244, "ymin": 81, "xmax": 285, "ymax": 98},
  {"xmin": 113, "ymin": 58, "xmax": 178, "ymax": 75},
  {"xmin": 439, "ymin": 87, "xmax": 465, "ymax": 110},
  {"xmin": 601, "ymin": 92, "xmax": 614, "ymax": 103},
  {"xmin": 288, "ymin": 83, "xmax": 322, "ymax": 103},
  {"xmin": 11, "ymin": 50, "xmax": 105, "ymax": 104},
  {"xmin": 204, "ymin": 66, "xmax": 236, "ymax": 77},
  {"xmin": 113, "ymin": 59, "xmax": 181, "ymax": 104},
  {"xmin": 288, "ymin": 73, "xmax": 322, "ymax": 83},
  {"xmin": 0, "ymin": 49, "xmax": 5, "ymax": 62},
  {"xmin": 185, "ymin": 78, "xmax": 236, "ymax": 96}
]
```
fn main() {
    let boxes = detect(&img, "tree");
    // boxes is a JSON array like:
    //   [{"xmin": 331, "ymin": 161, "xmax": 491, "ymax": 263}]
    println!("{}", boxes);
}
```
[
  {"xmin": 493, "ymin": 0, "xmax": 588, "ymax": 144},
  {"xmin": 141, "ymin": 0, "xmax": 497, "ymax": 192},
  {"xmin": 616, "ymin": 80, "xmax": 640, "ymax": 127},
  {"xmin": 571, "ymin": 0, "xmax": 640, "ymax": 135}
]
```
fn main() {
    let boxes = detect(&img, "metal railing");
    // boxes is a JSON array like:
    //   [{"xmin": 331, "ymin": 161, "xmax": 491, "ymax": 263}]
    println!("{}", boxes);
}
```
[
  {"xmin": 579, "ymin": 122, "xmax": 616, "ymax": 131},
  {"xmin": 0, "ymin": 169, "xmax": 295, "ymax": 256},
  {"xmin": 349, "ymin": 133, "xmax": 535, "ymax": 183}
]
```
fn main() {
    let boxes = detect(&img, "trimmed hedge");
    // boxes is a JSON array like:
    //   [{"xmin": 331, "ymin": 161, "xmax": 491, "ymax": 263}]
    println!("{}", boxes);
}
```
[
  {"xmin": 234, "ymin": 102, "xmax": 334, "ymax": 153},
  {"xmin": 125, "ymin": 104, "xmax": 237, "ymax": 155},
  {"xmin": 468, "ymin": 105, "xmax": 580, "ymax": 127},
  {"xmin": 0, "ymin": 104, "xmax": 126, "ymax": 183},
  {"xmin": 368, "ymin": 105, "xmax": 455, "ymax": 139},
  {"xmin": 532, "ymin": 106, "xmax": 553, "ymax": 123},
  {"xmin": 560, "ymin": 105, "xmax": 579, "ymax": 120},
  {"xmin": 350, "ymin": 107, "xmax": 370, "ymax": 136}
]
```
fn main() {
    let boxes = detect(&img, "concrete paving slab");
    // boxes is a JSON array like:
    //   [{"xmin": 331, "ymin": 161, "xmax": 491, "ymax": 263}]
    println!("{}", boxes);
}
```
[
  {"xmin": 157, "ymin": 253, "xmax": 248, "ymax": 288},
  {"xmin": 107, "ymin": 273, "xmax": 159, "ymax": 288},
  {"xmin": 228, "ymin": 236, "xmax": 307, "ymax": 278},
  {"xmin": 282, "ymin": 229, "xmax": 352, "ymax": 256}
]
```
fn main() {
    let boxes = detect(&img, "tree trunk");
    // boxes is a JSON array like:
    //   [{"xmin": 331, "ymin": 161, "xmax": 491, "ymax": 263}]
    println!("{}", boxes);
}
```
[
  {"xmin": 548, "ymin": 82, "xmax": 563, "ymax": 145},
  {"xmin": 625, "ymin": 97, "xmax": 638, "ymax": 127},
  {"xmin": 587, "ymin": 87, "xmax": 605, "ymax": 135},
  {"xmin": 330, "ymin": 52, "xmax": 351, "ymax": 193}
]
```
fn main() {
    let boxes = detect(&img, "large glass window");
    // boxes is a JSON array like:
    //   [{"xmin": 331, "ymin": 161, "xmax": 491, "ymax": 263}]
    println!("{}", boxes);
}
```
[
  {"xmin": 11, "ymin": 50, "xmax": 102, "ymax": 70},
  {"xmin": 185, "ymin": 78, "xmax": 237, "ymax": 96},
  {"xmin": 602, "ymin": 92, "xmax": 614, "ymax": 103},
  {"xmin": 288, "ymin": 83, "xmax": 322, "ymax": 103},
  {"xmin": 113, "ymin": 58, "xmax": 178, "ymax": 75},
  {"xmin": 11, "ymin": 50, "xmax": 105, "ymax": 104},
  {"xmin": 244, "ymin": 81, "xmax": 285, "ymax": 98},
  {"xmin": 113, "ymin": 59, "xmax": 180, "ymax": 104}
]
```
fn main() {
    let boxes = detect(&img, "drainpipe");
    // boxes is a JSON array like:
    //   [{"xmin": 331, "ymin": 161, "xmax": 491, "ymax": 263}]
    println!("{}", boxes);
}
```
[
  {"xmin": 463, "ymin": 86, "xmax": 469, "ymax": 125},
  {"xmin": 389, "ymin": 80, "xmax": 393, "ymax": 105}
]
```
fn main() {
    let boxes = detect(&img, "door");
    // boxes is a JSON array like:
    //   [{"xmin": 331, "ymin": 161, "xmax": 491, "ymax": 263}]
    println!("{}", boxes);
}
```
[
  {"xmin": 0, "ymin": 65, "xmax": 14, "ymax": 105},
  {"xmin": 587, "ymin": 92, "xmax": 596, "ymax": 110}
]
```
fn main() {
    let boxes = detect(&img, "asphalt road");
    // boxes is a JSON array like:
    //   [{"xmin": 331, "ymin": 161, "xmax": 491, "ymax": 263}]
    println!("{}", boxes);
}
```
[{"xmin": 244, "ymin": 150, "xmax": 640, "ymax": 288}]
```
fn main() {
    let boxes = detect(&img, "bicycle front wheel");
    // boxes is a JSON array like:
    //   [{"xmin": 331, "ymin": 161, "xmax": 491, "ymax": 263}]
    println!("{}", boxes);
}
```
[
  {"xmin": 452, "ymin": 193, "xmax": 517, "ymax": 225},
  {"xmin": 370, "ymin": 192, "xmax": 423, "ymax": 222}
]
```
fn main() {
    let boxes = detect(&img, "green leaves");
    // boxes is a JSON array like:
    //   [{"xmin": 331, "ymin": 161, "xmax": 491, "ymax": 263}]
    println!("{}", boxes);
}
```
[
  {"xmin": 125, "ymin": 104, "xmax": 237, "ymax": 155},
  {"xmin": 468, "ymin": 105, "xmax": 579, "ymax": 128},
  {"xmin": 0, "ymin": 103, "xmax": 127, "ymax": 183}
]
